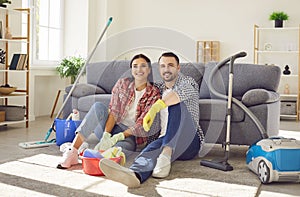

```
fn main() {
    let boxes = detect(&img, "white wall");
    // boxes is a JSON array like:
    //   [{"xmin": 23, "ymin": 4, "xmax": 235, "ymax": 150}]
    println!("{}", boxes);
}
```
[
  {"xmin": 85, "ymin": 0, "xmax": 109, "ymax": 62},
  {"xmin": 93, "ymin": 0, "xmax": 300, "ymax": 63},
  {"xmin": 64, "ymin": 0, "xmax": 89, "ymax": 57},
  {"xmin": 18, "ymin": 0, "xmax": 300, "ymax": 118}
]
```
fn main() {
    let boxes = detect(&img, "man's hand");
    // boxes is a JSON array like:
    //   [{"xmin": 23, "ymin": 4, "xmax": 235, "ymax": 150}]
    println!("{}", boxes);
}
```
[
  {"xmin": 143, "ymin": 99, "xmax": 167, "ymax": 131},
  {"xmin": 94, "ymin": 132, "xmax": 125, "ymax": 150}
]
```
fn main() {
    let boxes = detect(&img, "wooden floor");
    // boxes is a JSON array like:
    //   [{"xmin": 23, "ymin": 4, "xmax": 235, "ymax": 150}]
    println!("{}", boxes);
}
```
[{"xmin": 0, "ymin": 116, "xmax": 299, "ymax": 197}]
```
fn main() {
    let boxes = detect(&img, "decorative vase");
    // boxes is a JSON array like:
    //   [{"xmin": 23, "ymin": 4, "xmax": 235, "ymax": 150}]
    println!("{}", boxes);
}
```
[
  {"xmin": 275, "ymin": 20, "xmax": 283, "ymax": 28},
  {"xmin": 283, "ymin": 65, "xmax": 291, "ymax": 75},
  {"xmin": 284, "ymin": 84, "xmax": 290, "ymax": 94},
  {"xmin": 5, "ymin": 27, "xmax": 12, "ymax": 39}
]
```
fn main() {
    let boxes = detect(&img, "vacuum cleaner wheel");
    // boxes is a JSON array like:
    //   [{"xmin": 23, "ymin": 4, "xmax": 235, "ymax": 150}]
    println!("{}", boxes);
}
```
[{"xmin": 258, "ymin": 160, "xmax": 270, "ymax": 184}]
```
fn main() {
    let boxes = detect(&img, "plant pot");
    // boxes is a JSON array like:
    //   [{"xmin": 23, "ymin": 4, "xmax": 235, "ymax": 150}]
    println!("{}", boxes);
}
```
[
  {"xmin": 275, "ymin": 20, "xmax": 283, "ymax": 28},
  {"xmin": 71, "ymin": 76, "xmax": 76, "ymax": 84}
]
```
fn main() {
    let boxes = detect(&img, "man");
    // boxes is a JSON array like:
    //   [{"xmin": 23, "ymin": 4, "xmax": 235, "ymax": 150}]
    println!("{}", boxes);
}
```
[{"xmin": 99, "ymin": 52, "xmax": 204, "ymax": 188}]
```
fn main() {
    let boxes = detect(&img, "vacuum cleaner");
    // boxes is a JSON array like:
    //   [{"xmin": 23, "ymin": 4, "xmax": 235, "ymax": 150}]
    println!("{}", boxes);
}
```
[
  {"xmin": 200, "ymin": 51, "xmax": 269, "ymax": 171},
  {"xmin": 18, "ymin": 17, "xmax": 113, "ymax": 149},
  {"xmin": 246, "ymin": 137, "xmax": 300, "ymax": 183}
]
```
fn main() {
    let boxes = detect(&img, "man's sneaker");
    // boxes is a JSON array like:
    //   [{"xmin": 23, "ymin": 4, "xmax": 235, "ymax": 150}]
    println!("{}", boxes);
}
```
[
  {"xmin": 152, "ymin": 154, "xmax": 171, "ymax": 178},
  {"xmin": 99, "ymin": 158, "xmax": 140, "ymax": 188},
  {"xmin": 57, "ymin": 145, "xmax": 79, "ymax": 169}
]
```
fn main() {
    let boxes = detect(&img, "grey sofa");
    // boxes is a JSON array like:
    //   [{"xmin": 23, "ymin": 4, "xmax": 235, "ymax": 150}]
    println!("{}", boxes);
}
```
[{"xmin": 63, "ymin": 60, "xmax": 281, "ymax": 146}]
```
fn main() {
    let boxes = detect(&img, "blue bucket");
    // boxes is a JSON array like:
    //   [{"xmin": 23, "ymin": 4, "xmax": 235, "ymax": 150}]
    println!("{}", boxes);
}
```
[{"xmin": 55, "ymin": 118, "xmax": 82, "ymax": 146}]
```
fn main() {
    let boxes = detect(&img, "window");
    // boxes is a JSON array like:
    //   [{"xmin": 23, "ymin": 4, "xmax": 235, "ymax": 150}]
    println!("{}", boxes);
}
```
[{"xmin": 31, "ymin": 0, "xmax": 64, "ymax": 65}]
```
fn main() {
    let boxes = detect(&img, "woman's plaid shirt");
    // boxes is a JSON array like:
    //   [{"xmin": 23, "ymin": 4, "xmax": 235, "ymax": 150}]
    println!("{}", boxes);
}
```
[{"xmin": 109, "ymin": 78, "xmax": 161, "ymax": 147}]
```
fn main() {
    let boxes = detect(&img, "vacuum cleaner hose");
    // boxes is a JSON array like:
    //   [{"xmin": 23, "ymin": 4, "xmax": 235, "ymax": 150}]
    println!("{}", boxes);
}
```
[{"xmin": 207, "ymin": 51, "xmax": 268, "ymax": 139}]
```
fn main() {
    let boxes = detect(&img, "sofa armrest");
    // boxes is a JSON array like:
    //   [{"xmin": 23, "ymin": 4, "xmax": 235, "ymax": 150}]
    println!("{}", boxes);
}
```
[
  {"xmin": 65, "ymin": 83, "xmax": 106, "ymax": 98},
  {"xmin": 241, "ymin": 88, "xmax": 280, "ymax": 107}
]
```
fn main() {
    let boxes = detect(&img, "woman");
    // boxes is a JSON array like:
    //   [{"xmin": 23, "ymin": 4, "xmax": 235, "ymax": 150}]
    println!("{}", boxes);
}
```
[{"xmin": 57, "ymin": 54, "xmax": 161, "ymax": 169}]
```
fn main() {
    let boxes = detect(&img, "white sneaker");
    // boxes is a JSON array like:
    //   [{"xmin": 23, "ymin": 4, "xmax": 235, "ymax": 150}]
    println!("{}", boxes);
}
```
[
  {"xmin": 99, "ymin": 158, "xmax": 140, "ymax": 188},
  {"xmin": 59, "ymin": 142, "xmax": 72, "ymax": 152},
  {"xmin": 152, "ymin": 154, "xmax": 171, "ymax": 178},
  {"xmin": 57, "ymin": 145, "xmax": 79, "ymax": 169}
]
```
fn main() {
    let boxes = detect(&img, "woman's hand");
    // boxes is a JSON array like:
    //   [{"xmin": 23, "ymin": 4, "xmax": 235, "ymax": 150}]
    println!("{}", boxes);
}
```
[{"xmin": 94, "ymin": 132, "xmax": 125, "ymax": 151}]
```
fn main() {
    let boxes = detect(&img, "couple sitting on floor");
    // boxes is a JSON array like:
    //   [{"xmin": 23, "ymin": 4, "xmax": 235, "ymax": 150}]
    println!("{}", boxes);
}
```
[{"xmin": 57, "ymin": 52, "xmax": 204, "ymax": 188}]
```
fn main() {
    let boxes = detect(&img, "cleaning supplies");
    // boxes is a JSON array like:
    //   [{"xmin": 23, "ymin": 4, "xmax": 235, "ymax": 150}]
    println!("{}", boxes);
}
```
[
  {"xmin": 66, "ymin": 109, "xmax": 80, "ymax": 120},
  {"xmin": 82, "ymin": 146, "xmax": 126, "ymax": 176},
  {"xmin": 83, "ymin": 149, "xmax": 104, "ymax": 159},
  {"xmin": 83, "ymin": 147, "xmax": 126, "ymax": 166}
]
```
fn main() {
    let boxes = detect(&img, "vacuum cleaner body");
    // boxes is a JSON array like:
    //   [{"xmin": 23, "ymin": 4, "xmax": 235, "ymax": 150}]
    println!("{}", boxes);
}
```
[{"xmin": 246, "ymin": 137, "xmax": 300, "ymax": 183}]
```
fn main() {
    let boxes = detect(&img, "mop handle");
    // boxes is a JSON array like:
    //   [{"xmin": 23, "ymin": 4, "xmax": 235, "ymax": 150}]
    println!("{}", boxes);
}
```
[{"xmin": 54, "ymin": 17, "xmax": 113, "ymax": 121}]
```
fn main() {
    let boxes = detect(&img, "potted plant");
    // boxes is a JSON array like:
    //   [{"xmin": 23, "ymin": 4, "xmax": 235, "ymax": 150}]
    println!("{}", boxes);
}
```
[
  {"xmin": 56, "ymin": 56, "xmax": 85, "ymax": 84},
  {"xmin": 269, "ymin": 11, "xmax": 289, "ymax": 28}
]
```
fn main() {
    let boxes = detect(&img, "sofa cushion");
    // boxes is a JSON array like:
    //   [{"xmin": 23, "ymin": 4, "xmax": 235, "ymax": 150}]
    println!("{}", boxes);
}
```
[
  {"xmin": 199, "ymin": 62, "xmax": 226, "ymax": 99},
  {"xmin": 242, "ymin": 89, "xmax": 279, "ymax": 107},
  {"xmin": 78, "ymin": 94, "xmax": 111, "ymax": 112},
  {"xmin": 86, "ymin": 60, "xmax": 130, "ymax": 93},
  {"xmin": 200, "ymin": 62, "xmax": 281, "ymax": 99},
  {"xmin": 150, "ymin": 63, "xmax": 163, "ymax": 82},
  {"xmin": 199, "ymin": 99, "xmax": 245, "ymax": 122},
  {"xmin": 180, "ymin": 62, "xmax": 205, "ymax": 86},
  {"xmin": 65, "ymin": 83, "xmax": 106, "ymax": 97}
]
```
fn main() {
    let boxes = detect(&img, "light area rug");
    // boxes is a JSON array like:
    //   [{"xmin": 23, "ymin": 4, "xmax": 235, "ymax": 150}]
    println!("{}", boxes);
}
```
[
  {"xmin": 278, "ymin": 130, "xmax": 300, "ymax": 140},
  {"xmin": 0, "ymin": 144, "xmax": 261, "ymax": 197}
]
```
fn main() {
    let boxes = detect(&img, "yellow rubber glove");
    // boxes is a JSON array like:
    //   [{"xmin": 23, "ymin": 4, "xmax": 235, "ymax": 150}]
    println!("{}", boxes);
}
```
[
  {"xmin": 101, "ymin": 147, "xmax": 126, "ymax": 166},
  {"xmin": 101, "ymin": 147, "xmax": 122, "ymax": 158},
  {"xmin": 111, "ymin": 132, "xmax": 125, "ymax": 144},
  {"xmin": 143, "ymin": 99, "xmax": 167, "ymax": 131},
  {"xmin": 94, "ymin": 132, "xmax": 125, "ymax": 151}
]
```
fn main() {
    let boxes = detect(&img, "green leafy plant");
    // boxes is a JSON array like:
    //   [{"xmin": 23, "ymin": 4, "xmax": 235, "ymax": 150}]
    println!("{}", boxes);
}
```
[
  {"xmin": 56, "ymin": 56, "xmax": 85, "ymax": 84},
  {"xmin": 269, "ymin": 11, "xmax": 289, "ymax": 21}
]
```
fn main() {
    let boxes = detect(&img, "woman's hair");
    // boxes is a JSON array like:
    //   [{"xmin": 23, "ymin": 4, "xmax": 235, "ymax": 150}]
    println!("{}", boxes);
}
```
[{"xmin": 130, "ymin": 54, "xmax": 151, "ymax": 68}]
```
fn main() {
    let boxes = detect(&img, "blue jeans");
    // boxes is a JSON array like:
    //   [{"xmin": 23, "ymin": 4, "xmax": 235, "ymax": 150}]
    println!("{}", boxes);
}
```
[
  {"xmin": 75, "ymin": 102, "xmax": 136, "ymax": 152},
  {"xmin": 130, "ymin": 103, "xmax": 200, "ymax": 183}
]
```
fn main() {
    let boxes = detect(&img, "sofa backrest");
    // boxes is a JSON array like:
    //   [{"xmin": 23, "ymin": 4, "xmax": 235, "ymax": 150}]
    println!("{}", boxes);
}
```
[
  {"xmin": 151, "ymin": 62, "xmax": 205, "ymax": 85},
  {"xmin": 87, "ymin": 60, "xmax": 205, "ymax": 93},
  {"xmin": 86, "ymin": 60, "xmax": 130, "ymax": 93},
  {"xmin": 200, "ymin": 62, "xmax": 281, "ymax": 99}
]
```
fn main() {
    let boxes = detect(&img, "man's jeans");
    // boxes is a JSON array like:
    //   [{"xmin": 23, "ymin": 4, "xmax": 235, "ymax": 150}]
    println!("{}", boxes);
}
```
[{"xmin": 130, "ymin": 102, "xmax": 200, "ymax": 183}]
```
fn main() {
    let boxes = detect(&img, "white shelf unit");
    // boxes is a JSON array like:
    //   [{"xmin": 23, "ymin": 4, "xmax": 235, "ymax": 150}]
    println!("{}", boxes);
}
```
[
  {"xmin": 0, "ymin": 8, "xmax": 30, "ymax": 127},
  {"xmin": 254, "ymin": 24, "xmax": 300, "ymax": 120}
]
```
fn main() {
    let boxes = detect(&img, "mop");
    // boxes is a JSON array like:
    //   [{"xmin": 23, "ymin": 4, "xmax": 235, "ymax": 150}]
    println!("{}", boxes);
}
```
[
  {"xmin": 200, "ymin": 51, "xmax": 268, "ymax": 171},
  {"xmin": 19, "ymin": 17, "xmax": 113, "ymax": 149}
]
